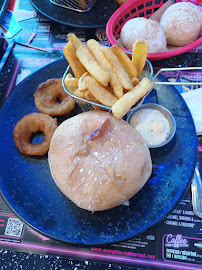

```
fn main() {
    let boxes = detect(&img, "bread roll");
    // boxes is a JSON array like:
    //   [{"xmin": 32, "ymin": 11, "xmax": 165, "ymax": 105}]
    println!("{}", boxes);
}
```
[
  {"xmin": 160, "ymin": 2, "xmax": 202, "ymax": 47},
  {"xmin": 120, "ymin": 17, "xmax": 167, "ymax": 53},
  {"xmin": 48, "ymin": 111, "xmax": 152, "ymax": 212}
]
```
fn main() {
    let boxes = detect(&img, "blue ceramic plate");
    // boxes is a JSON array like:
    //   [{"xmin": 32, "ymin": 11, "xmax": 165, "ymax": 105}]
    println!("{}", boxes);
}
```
[
  {"xmin": 0, "ymin": 59, "xmax": 197, "ymax": 245},
  {"xmin": 29, "ymin": 0, "xmax": 119, "ymax": 28}
]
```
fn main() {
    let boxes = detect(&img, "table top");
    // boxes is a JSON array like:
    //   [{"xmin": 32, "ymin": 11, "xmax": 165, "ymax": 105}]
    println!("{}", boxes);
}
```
[{"xmin": 0, "ymin": 0, "xmax": 201, "ymax": 269}]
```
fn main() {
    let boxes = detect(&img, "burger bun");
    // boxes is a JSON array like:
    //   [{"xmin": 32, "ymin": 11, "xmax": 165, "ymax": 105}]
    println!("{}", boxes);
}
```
[{"xmin": 48, "ymin": 111, "xmax": 152, "ymax": 212}]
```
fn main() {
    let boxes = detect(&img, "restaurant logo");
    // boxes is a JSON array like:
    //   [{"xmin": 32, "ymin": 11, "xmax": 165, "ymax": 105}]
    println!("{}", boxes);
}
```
[{"xmin": 165, "ymin": 234, "xmax": 189, "ymax": 248}]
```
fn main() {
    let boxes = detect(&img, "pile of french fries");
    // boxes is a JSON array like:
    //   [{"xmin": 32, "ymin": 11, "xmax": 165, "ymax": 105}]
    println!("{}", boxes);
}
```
[{"xmin": 63, "ymin": 34, "xmax": 152, "ymax": 119}]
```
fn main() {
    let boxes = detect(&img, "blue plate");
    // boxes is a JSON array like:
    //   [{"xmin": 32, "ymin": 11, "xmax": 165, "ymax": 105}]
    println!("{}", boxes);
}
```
[
  {"xmin": 29, "ymin": 0, "xmax": 119, "ymax": 28},
  {"xmin": 0, "ymin": 59, "xmax": 197, "ymax": 245}
]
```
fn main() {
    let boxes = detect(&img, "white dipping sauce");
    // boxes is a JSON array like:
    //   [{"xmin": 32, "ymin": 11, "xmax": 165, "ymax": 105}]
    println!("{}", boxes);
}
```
[{"xmin": 130, "ymin": 108, "xmax": 170, "ymax": 147}]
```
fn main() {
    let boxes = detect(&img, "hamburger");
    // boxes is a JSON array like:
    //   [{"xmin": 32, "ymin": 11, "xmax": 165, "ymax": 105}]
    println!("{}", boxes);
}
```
[{"xmin": 48, "ymin": 111, "xmax": 152, "ymax": 212}]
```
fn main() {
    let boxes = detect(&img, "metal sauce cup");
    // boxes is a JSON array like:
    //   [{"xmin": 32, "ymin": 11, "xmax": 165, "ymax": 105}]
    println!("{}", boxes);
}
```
[{"xmin": 126, "ymin": 103, "xmax": 176, "ymax": 148}]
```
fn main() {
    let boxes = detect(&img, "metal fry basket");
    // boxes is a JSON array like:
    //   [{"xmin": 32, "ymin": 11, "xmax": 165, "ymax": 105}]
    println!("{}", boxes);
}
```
[
  {"xmin": 50, "ymin": 0, "xmax": 96, "ymax": 12},
  {"xmin": 62, "ymin": 59, "xmax": 153, "ymax": 112},
  {"xmin": 62, "ymin": 65, "xmax": 202, "ymax": 114}
]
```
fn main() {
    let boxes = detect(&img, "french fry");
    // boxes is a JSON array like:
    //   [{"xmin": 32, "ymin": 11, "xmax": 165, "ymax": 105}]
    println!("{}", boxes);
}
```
[
  {"xmin": 67, "ymin": 33, "xmax": 84, "ymax": 50},
  {"xmin": 64, "ymin": 73, "xmax": 87, "ymax": 98},
  {"xmin": 106, "ymin": 85, "xmax": 115, "ymax": 94},
  {"xmin": 64, "ymin": 75, "xmax": 79, "ymax": 94},
  {"xmin": 63, "ymin": 35, "xmax": 152, "ymax": 114},
  {"xmin": 68, "ymin": 34, "xmax": 110, "ymax": 87},
  {"xmin": 112, "ymin": 77, "xmax": 152, "ymax": 119},
  {"xmin": 78, "ymin": 71, "xmax": 90, "ymax": 91},
  {"xmin": 111, "ymin": 45, "xmax": 138, "ymax": 80},
  {"xmin": 63, "ymin": 41, "xmax": 86, "ymax": 78},
  {"xmin": 132, "ymin": 41, "xmax": 149, "ymax": 79},
  {"xmin": 84, "ymin": 76, "xmax": 118, "ymax": 107},
  {"xmin": 65, "ymin": 73, "xmax": 73, "ymax": 79},
  {"xmin": 85, "ymin": 90, "xmax": 99, "ymax": 103},
  {"xmin": 74, "ymin": 88, "xmax": 87, "ymax": 99},
  {"xmin": 102, "ymin": 46, "xmax": 134, "ymax": 91},
  {"xmin": 87, "ymin": 39, "xmax": 123, "ymax": 98},
  {"xmin": 131, "ymin": 77, "xmax": 139, "ymax": 87},
  {"xmin": 65, "ymin": 40, "xmax": 77, "ymax": 56},
  {"xmin": 76, "ymin": 45, "xmax": 110, "ymax": 87}
]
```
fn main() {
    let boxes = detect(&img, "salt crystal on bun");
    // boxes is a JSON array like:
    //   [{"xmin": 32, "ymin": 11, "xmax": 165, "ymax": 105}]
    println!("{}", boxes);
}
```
[
  {"xmin": 120, "ymin": 17, "xmax": 167, "ymax": 53},
  {"xmin": 48, "ymin": 111, "xmax": 152, "ymax": 212},
  {"xmin": 160, "ymin": 2, "xmax": 202, "ymax": 47}
]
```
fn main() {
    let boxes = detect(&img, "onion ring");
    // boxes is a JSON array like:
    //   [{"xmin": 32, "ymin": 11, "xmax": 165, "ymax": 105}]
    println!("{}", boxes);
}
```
[
  {"xmin": 13, "ymin": 113, "xmax": 58, "ymax": 156},
  {"xmin": 34, "ymin": 78, "xmax": 75, "ymax": 116}
]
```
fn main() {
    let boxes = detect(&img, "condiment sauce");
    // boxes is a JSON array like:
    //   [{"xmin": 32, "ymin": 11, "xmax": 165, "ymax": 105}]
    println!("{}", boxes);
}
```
[{"xmin": 129, "ymin": 108, "xmax": 170, "ymax": 147}]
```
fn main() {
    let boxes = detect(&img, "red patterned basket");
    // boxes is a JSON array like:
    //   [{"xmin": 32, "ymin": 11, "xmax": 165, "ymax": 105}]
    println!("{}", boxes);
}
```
[{"xmin": 106, "ymin": 0, "xmax": 202, "ymax": 61}]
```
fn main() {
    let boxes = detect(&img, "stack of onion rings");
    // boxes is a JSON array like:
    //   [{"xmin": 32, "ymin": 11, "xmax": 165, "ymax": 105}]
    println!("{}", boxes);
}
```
[
  {"xmin": 34, "ymin": 78, "xmax": 75, "ymax": 116},
  {"xmin": 13, "ymin": 113, "xmax": 58, "ymax": 156}
]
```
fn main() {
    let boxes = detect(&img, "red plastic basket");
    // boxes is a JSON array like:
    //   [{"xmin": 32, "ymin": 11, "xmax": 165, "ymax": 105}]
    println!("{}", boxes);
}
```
[{"xmin": 106, "ymin": 0, "xmax": 202, "ymax": 61}]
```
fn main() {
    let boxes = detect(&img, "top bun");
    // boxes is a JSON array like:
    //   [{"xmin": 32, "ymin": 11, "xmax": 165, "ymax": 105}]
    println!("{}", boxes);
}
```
[
  {"xmin": 48, "ymin": 111, "xmax": 152, "ymax": 212},
  {"xmin": 160, "ymin": 2, "xmax": 202, "ymax": 47},
  {"xmin": 120, "ymin": 17, "xmax": 167, "ymax": 53}
]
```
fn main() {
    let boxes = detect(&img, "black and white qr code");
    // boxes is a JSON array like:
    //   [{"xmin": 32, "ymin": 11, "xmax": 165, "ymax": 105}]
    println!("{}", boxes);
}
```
[{"xmin": 4, "ymin": 217, "xmax": 24, "ymax": 237}]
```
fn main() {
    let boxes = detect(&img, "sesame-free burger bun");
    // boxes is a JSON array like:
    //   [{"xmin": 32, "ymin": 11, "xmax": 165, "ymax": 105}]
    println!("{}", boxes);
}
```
[{"xmin": 48, "ymin": 111, "xmax": 152, "ymax": 212}]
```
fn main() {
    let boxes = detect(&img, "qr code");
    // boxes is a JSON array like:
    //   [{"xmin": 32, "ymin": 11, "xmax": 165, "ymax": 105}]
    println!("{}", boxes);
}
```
[{"xmin": 4, "ymin": 217, "xmax": 24, "ymax": 237}]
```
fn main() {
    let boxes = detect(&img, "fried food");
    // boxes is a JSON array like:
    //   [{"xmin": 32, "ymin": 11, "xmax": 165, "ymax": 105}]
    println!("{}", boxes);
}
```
[
  {"xmin": 34, "ymin": 78, "xmax": 75, "ymax": 116},
  {"xmin": 63, "ymin": 34, "xmax": 152, "ymax": 118},
  {"xmin": 131, "ymin": 77, "xmax": 139, "ymax": 87},
  {"xmin": 87, "ymin": 39, "xmax": 123, "ymax": 98},
  {"xmin": 68, "ymin": 33, "xmax": 85, "ymax": 50},
  {"xmin": 102, "ymin": 46, "xmax": 134, "ymax": 91},
  {"xmin": 74, "ymin": 88, "xmax": 87, "ymax": 99},
  {"xmin": 112, "ymin": 78, "xmax": 152, "ymax": 119},
  {"xmin": 76, "ymin": 44, "xmax": 110, "ymax": 87},
  {"xmin": 132, "ymin": 41, "xmax": 149, "ymax": 79},
  {"xmin": 111, "ymin": 45, "xmax": 138, "ymax": 80},
  {"xmin": 68, "ymin": 34, "xmax": 110, "ymax": 87},
  {"xmin": 78, "ymin": 71, "xmax": 89, "ymax": 91},
  {"xmin": 84, "ymin": 76, "xmax": 118, "ymax": 107},
  {"xmin": 14, "ymin": 112, "xmax": 58, "ymax": 156},
  {"xmin": 64, "ymin": 75, "xmax": 79, "ymax": 94},
  {"xmin": 84, "ymin": 90, "xmax": 99, "ymax": 103},
  {"xmin": 63, "ymin": 41, "xmax": 86, "ymax": 79}
]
